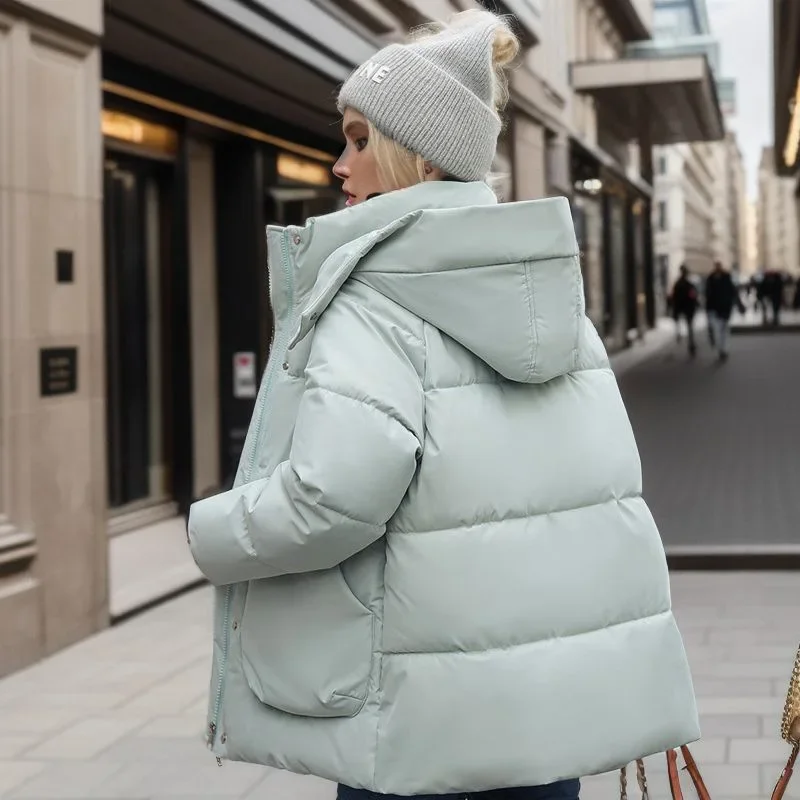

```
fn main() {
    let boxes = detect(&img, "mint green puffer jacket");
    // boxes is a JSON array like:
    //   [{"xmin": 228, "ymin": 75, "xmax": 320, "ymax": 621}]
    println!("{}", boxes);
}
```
[{"xmin": 188, "ymin": 180, "xmax": 699, "ymax": 795}]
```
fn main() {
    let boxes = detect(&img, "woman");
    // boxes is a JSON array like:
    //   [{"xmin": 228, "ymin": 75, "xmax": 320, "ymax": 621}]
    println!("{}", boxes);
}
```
[{"xmin": 188, "ymin": 10, "xmax": 699, "ymax": 799}]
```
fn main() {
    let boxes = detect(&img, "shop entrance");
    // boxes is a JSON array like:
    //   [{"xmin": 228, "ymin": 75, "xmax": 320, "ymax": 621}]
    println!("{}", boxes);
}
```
[
  {"xmin": 103, "ymin": 154, "xmax": 177, "ymax": 517},
  {"xmin": 265, "ymin": 186, "xmax": 343, "ymax": 227}
]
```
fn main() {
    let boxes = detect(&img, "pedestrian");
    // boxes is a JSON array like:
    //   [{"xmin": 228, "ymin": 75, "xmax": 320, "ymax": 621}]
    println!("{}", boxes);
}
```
[
  {"xmin": 670, "ymin": 264, "xmax": 699, "ymax": 356},
  {"xmin": 187, "ymin": 10, "xmax": 699, "ymax": 800},
  {"xmin": 705, "ymin": 261, "xmax": 744, "ymax": 361},
  {"xmin": 760, "ymin": 270, "xmax": 787, "ymax": 326}
]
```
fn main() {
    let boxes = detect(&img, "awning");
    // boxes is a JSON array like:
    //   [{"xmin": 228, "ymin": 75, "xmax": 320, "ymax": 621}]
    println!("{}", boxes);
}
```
[
  {"xmin": 103, "ymin": 0, "xmax": 364, "ymax": 145},
  {"xmin": 571, "ymin": 55, "xmax": 724, "ymax": 145}
]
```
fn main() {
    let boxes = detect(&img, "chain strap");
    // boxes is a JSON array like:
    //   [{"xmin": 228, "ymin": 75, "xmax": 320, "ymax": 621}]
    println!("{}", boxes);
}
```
[
  {"xmin": 636, "ymin": 759, "xmax": 650, "ymax": 800},
  {"xmin": 616, "ymin": 645, "xmax": 799, "ymax": 800},
  {"xmin": 781, "ymin": 645, "xmax": 800, "ymax": 744},
  {"xmin": 619, "ymin": 759, "xmax": 650, "ymax": 800}
]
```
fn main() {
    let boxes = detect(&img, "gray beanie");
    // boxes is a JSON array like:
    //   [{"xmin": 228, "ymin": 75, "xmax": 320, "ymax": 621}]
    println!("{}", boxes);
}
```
[{"xmin": 337, "ymin": 17, "xmax": 504, "ymax": 182}]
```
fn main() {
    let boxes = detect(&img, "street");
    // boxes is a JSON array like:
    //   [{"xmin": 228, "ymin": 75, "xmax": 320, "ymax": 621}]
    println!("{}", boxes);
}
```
[
  {"xmin": 619, "ymin": 331, "xmax": 800, "ymax": 550},
  {"xmin": 1, "ymin": 332, "xmax": 799, "ymax": 800}
]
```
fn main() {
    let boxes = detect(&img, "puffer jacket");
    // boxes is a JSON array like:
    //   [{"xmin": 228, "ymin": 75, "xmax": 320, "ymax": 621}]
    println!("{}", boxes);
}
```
[{"xmin": 188, "ymin": 180, "xmax": 699, "ymax": 796}]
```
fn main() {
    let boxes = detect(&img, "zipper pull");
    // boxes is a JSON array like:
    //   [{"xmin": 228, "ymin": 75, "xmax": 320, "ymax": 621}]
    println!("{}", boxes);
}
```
[
  {"xmin": 207, "ymin": 721, "xmax": 216, "ymax": 749},
  {"xmin": 208, "ymin": 722, "xmax": 224, "ymax": 767}
]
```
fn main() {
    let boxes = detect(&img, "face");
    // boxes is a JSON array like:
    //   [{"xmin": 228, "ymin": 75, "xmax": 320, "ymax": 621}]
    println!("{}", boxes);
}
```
[{"xmin": 332, "ymin": 109, "xmax": 382, "ymax": 207}]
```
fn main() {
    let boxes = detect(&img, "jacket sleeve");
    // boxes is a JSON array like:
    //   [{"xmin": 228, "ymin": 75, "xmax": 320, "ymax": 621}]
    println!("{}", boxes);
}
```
[{"xmin": 188, "ymin": 284, "xmax": 425, "ymax": 586}]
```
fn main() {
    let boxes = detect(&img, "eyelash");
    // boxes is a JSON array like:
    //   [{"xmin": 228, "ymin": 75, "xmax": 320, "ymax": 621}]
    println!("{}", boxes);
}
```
[{"xmin": 355, "ymin": 137, "xmax": 368, "ymax": 152}]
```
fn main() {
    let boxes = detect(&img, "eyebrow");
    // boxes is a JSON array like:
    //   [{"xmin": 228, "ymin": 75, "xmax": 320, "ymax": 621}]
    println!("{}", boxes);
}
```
[{"xmin": 343, "ymin": 121, "xmax": 366, "ymax": 136}]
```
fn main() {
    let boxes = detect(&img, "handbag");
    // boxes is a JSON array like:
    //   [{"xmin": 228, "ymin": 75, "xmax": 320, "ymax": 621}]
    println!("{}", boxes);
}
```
[{"xmin": 619, "ymin": 644, "xmax": 800, "ymax": 800}]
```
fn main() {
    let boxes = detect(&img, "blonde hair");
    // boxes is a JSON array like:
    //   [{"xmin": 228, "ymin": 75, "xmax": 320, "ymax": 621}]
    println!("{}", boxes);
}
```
[{"xmin": 368, "ymin": 10, "xmax": 520, "ymax": 193}]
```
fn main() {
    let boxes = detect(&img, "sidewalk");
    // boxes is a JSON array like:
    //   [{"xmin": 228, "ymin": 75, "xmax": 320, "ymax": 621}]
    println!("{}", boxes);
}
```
[
  {"xmin": 732, "ymin": 309, "xmax": 800, "ymax": 333},
  {"xmin": 1, "ymin": 574, "xmax": 798, "ymax": 800}
]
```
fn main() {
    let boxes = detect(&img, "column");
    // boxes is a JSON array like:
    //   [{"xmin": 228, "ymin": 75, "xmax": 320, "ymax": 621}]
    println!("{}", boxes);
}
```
[
  {"xmin": 512, "ymin": 112, "xmax": 547, "ymax": 200},
  {"xmin": 0, "ymin": 1, "xmax": 106, "ymax": 676},
  {"xmin": 545, "ymin": 131, "xmax": 571, "ymax": 197}
]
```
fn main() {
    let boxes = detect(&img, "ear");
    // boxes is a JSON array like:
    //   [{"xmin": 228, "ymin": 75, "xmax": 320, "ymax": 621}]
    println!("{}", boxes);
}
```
[{"xmin": 423, "ymin": 162, "xmax": 445, "ymax": 181}]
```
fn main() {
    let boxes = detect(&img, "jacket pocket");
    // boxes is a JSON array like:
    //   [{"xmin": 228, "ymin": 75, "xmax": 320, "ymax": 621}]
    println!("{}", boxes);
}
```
[{"xmin": 239, "ymin": 566, "xmax": 374, "ymax": 718}]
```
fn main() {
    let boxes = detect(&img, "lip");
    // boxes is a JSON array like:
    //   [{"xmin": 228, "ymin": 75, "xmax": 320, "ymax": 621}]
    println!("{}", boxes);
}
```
[{"xmin": 343, "ymin": 188, "xmax": 356, "ymax": 206}]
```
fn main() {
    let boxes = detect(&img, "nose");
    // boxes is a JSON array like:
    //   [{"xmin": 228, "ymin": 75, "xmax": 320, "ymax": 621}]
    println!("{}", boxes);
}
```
[{"xmin": 332, "ymin": 151, "xmax": 350, "ymax": 180}]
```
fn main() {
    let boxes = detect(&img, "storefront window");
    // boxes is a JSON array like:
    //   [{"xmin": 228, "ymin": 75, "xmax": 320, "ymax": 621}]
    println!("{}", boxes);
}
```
[{"xmin": 266, "ymin": 150, "xmax": 342, "ymax": 227}]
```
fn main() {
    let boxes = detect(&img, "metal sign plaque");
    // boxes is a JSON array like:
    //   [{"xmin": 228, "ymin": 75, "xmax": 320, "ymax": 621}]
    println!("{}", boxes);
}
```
[{"xmin": 40, "ymin": 347, "xmax": 78, "ymax": 396}]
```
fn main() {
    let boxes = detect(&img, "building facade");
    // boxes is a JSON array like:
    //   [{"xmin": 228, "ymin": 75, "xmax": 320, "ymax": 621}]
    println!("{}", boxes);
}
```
[
  {"xmin": 727, "ymin": 133, "xmax": 749, "ymax": 276},
  {"xmin": 652, "ymin": 143, "xmax": 715, "ymax": 298},
  {"xmin": 757, "ymin": 147, "xmax": 800, "ymax": 276},
  {"xmin": 712, "ymin": 132, "xmax": 748, "ymax": 275},
  {"xmin": 771, "ymin": 0, "xmax": 800, "ymax": 280},
  {"xmin": 0, "ymin": 0, "xmax": 724, "ymax": 676},
  {"xmin": 629, "ymin": 0, "xmax": 731, "ymax": 298}
]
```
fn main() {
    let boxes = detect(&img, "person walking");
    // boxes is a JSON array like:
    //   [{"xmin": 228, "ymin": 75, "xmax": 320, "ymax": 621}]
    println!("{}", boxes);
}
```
[
  {"xmin": 705, "ymin": 261, "xmax": 743, "ymax": 361},
  {"xmin": 670, "ymin": 264, "xmax": 700, "ymax": 356},
  {"xmin": 187, "ymin": 10, "xmax": 699, "ymax": 799},
  {"xmin": 763, "ymin": 270, "xmax": 785, "ymax": 326}
]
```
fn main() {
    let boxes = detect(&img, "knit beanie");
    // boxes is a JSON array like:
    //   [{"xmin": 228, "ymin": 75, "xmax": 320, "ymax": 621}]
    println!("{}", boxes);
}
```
[{"xmin": 337, "ymin": 13, "xmax": 511, "ymax": 182}]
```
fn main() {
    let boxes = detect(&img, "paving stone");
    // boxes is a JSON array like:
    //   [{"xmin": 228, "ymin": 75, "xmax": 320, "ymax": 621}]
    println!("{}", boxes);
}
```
[
  {"xmin": 680, "ymin": 764, "xmax": 761, "ymax": 797},
  {"xmin": 708, "ymin": 629, "xmax": 800, "ymax": 646},
  {"xmin": 690, "ymin": 678, "xmax": 774, "ymax": 697},
  {"xmin": 0, "ymin": 762, "xmax": 46, "ymax": 796},
  {"xmin": 683, "ymin": 737, "xmax": 727, "ymax": 764},
  {"xmin": 242, "ymin": 772, "xmax": 335, "ymax": 800},
  {"xmin": 761, "ymin": 763, "xmax": 800, "ymax": 798},
  {"xmin": 697, "ymin": 696, "xmax": 783, "ymax": 715},
  {"xmin": 99, "ymin": 735, "xmax": 212, "ymax": 765},
  {"xmin": 2, "ymin": 709, "xmax": 85, "ymax": 736},
  {"xmin": 698, "ymin": 715, "xmax": 762, "ymax": 738},
  {"xmin": 95, "ymin": 759, "xmax": 265, "ymax": 798},
  {"xmin": 761, "ymin": 715, "xmax": 785, "ymax": 737},
  {"xmin": 0, "ymin": 735, "xmax": 42, "ymax": 759},
  {"xmin": 7, "ymin": 761, "xmax": 125, "ymax": 799},
  {"xmin": 27, "ymin": 717, "xmax": 147, "ymax": 761},
  {"xmin": 2, "ymin": 693, "xmax": 128, "ymax": 713},
  {"xmin": 134, "ymin": 713, "xmax": 207, "ymax": 739},
  {"xmin": 728, "ymin": 738, "xmax": 795, "ymax": 764},
  {"xmin": 693, "ymin": 661, "xmax": 796, "ymax": 679}
]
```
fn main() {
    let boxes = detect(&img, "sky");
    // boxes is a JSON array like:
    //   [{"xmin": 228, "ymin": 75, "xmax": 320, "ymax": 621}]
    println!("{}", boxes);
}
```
[{"xmin": 706, "ymin": 0, "xmax": 772, "ymax": 198}]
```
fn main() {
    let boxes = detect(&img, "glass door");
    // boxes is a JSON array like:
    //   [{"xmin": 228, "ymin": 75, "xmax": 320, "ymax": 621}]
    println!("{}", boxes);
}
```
[{"xmin": 103, "ymin": 155, "xmax": 173, "ymax": 511}]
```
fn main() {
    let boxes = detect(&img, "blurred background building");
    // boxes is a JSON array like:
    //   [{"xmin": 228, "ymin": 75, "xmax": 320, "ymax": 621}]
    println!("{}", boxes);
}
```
[
  {"xmin": 629, "ymin": 0, "xmax": 747, "ymax": 308},
  {"xmin": 772, "ymin": 0, "xmax": 800, "ymax": 280},
  {"xmin": 0, "ymin": 0, "xmax": 725, "ymax": 676},
  {"xmin": 758, "ymin": 146, "xmax": 800, "ymax": 276}
]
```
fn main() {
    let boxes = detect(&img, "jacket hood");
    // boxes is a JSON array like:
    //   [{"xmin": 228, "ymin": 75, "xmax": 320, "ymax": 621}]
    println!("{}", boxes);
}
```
[{"xmin": 279, "ymin": 181, "xmax": 583, "ymax": 384}]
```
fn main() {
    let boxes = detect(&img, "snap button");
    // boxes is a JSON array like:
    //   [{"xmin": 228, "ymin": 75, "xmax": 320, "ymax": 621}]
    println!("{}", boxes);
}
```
[
  {"xmin": 220, "ymin": 733, "xmax": 227, "ymax": 744},
  {"xmin": 282, "ymin": 361, "xmax": 289, "ymax": 371},
  {"xmin": 232, "ymin": 621, "xmax": 238, "ymax": 631},
  {"xmin": 292, "ymin": 234, "xmax": 301, "ymax": 246}
]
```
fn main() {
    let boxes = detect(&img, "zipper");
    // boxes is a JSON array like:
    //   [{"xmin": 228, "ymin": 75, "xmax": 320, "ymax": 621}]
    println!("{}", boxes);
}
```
[{"xmin": 207, "ymin": 228, "xmax": 295, "ymax": 765}]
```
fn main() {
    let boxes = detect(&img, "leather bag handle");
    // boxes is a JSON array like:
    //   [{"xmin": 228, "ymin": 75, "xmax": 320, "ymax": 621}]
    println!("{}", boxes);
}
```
[
  {"xmin": 663, "ymin": 743, "xmax": 798, "ymax": 800},
  {"xmin": 623, "ymin": 644, "xmax": 800, "ymax": 800}
]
